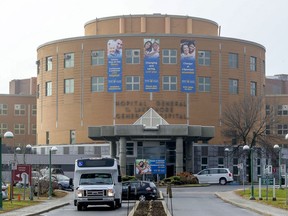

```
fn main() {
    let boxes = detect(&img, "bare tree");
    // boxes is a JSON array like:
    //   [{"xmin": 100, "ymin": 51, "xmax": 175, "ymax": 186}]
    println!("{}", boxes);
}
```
[{"xmin": 221, "ymin": 96, "xmax": 281, "ymax": 181}]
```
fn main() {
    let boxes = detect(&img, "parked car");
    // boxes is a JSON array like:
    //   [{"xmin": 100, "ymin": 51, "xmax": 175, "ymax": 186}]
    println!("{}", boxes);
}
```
[
  {"xmin": 122, "ymin": 180, "xmax": 158, "ymax": 201},
  {"xmin": 2, "ymin": 182, "xmax": 8, "ymax": 200},
  {"xmin": 40, "ymin": 168, "xmax": 64, "ymax": 176},
  {"xmin": 54, "ymin": 174, "xmax": 74, "ymax": 191},
  {"xmin": 194, "ymin": 168, "xmax": 233, "ymax": 185}
]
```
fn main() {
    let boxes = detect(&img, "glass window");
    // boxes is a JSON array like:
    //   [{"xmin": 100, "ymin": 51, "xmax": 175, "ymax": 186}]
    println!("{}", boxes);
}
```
[
  {"xmin": 91, "ymin": 77, "xmax": 104, "ymax": 92},
  {"xmin": 64, "ymin": 53, "xmax": 74, "ymax": 68},
  {"xmin": 277, "ymin": 105, "xmax": 288, "ymax": 116},
  {"xmin": 198, "ymin": 51, "xmax": 211, "ymax": 66},
  {"xmin": 198, "ymin": 77, "xmax": 211, "ymax": 92},
  {"xmin": 126, "ymin": 76, "xmax": 140, "ymax": 91},
  {"xmin": 201, "ymin": 157, "xmax": 208, "ymax": 170},
  {"xmin": 229, "ymin": 79, "xmax": 238, "ymax": 94},
  {"xmin": 162, "ymin": 49, "xmax": 177, "ymax": 64},
  {"xmin": 126, "ymin": 49, "xmax": 140, "ymax": 64},
  {"xmin": 250, "ymin": 81, "xmax": 257, "ymax": 96},
  {"xmin": 64, "ymin": 79, "xmax": 74, "ymax": 94},
  {"xmin": 126, "ymin": 142, "xmax": 134, "ymax": 156},
  {"xmin": 32, "ymin": 105, "xmax": 37, "ymax": 116},
  {"xmin": 250, "ymin": 56, "xmax": 257, "ymax": 71},
  {"xmin": 45, "ymin": 81, "xmax": 52, "ymax": 96},
  {"xmin": 229, "ymin": 53, "xmax": 238, "ymax": 68},
  {"xmin": 32, "ymin": 124, "xmax": 37, "ymax": 135},
  {"xmin": 36, "ymin": 60, "xmax": 40, "ymax": 74},
  {"xmin": 46, "ymin": 56, "xmax": 53, "ymax": 71},
  {"xmin": 91, "ymin": 50, "xmax": 104, "ymax": 65},
  {"xmin": 14, "ymin": 123, "xmax": 25, "ymax": 135},
  {"xmin": 14, "ymin": 104, "xmax": 25, "ymax": 116},
  {"xmin": 277, "ymin": 124, "xmax": 288, "ymax": 135},
  {"xmin": 0, "ymin": 104, "xmax": 8, "ymax": 115},
  {"xmin": 0, "ymin": 123, "xmax": 8, "ymax": 135},
  {"xmin": 163, "ymin": 76, "xmax": 177, "ymax": 91}
]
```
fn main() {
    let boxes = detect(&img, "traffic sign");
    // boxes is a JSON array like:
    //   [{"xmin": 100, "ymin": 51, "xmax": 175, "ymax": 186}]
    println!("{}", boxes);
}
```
[{"xmin": 12, "ymin": 164, "xmax": 32, "ymax": 185}]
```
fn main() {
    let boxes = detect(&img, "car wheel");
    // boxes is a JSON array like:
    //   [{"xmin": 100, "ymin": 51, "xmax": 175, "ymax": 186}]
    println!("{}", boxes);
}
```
[
  {"xmin": 139, "ymin": 195, "xmax": 146, "ymax": 202},
  {"xmin": 219, "ymin": 178, "xmax": 227, "ymax": 185},
  {"xmin": 58, "ymin": 184, "xmax": 63, "ymax": 190},
  {"xmin": 77, "ymin": 204, "xmax": 82, "ymax": 211}
]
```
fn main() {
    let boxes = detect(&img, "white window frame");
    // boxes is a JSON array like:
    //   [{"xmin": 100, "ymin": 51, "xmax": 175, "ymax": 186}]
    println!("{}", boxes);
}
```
[
  {"xmin": 46, "ymin": 81, "xmax": 52, "ymax": 96},
  {"xmin": 0, "ymin": 104, "xmax": 8, "ymax": 115},
  {"xmin": 64, "ymin": 79, "xmax": 74, "ymax": 94},
  {"xmin": 14, "ymin": 123, "xmax": 25, "ymax": 135},
  {"xmin": 64, "ymin": 53, "xmax": 74, "ymax": 68},
  {"xmin": 14, "ymin": 104, "xmax": 25, "ymax": 116},
  {"xmin": 91, "ymin": 50, "xmax": 104, "ymax": 65},
  {"xmin": 229, "ymin": 53, "xmax": 238, "ymax": 68},
  {"xmin": 126, "ymin": 76, "xmax": 140, "ymax": 91},
  {"xmin": 46, "ymin": 56, "xmax": 53, "ymax": 71},
  {"xmin": 163, "ymin": 76, "xmax": 177, "ymax": 91},
  {"xmin": 162, "ymin": 49, "xmax": 177, "ymax": 64},
  {"xmin": 250, "ymin": 56, "xmax": 257, "ymax": 71},
  {"xmin": 91, "ymin": 77, "xmax": 104, "ymax": 92},
  {"xmin": 250, "ymin": 81, "xmax": 257, "ymax": 96},
  {"xmin": 229, "ymin": 79, "xmax": 239, "ymax": 94},
  {"xmin": 198, "ymin": 50, "xmax": 211, "ymax": 66},
  {"xmin": 198, "ymin": 77, "xmax": 211, "ymax": 92},
  {"xmin": 126, "ymin": 49, "xmax": 140, "ymax": 64}
]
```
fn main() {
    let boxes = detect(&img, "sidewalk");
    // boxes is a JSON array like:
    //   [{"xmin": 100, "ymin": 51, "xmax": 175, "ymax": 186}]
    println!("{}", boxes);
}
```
[
  {"xmin": 1, "ymin": 192, "xmax": 73, "ymax": 216},
  {"xmin": 215, "ymin": 191, "xmax": 288, "ymax": 216}
]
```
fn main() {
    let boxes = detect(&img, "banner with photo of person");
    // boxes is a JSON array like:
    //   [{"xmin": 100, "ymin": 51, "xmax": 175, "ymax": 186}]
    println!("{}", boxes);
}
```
[
  {"xmin": 135, "ymin": 159, "xmax": 166, "ymax": 175},
  {"xmin": 143, "ymin": 38, "xmax": 160, "ymax": 92},
  {"xmin": 107, "ymin": 39, "xmax": 123, "ymax": 92},
  {"xmin": 180, "ymin": 39, "xmax": 196, "ymax": 93}
]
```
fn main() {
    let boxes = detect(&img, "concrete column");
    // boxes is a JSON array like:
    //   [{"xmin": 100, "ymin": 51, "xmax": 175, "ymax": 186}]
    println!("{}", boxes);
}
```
[
  {"xmin": 110, "ymin": 141, "xmax": 117, "ymax": 158},
  {"xmin": 185, "ymin": 142, "xmax": 193, "ymax": 173},
  {"xmin": 119, "ymin": 137, "xmax": 126, "ymax": 176},
  {"xmin": 176, "ymin": 137, "xmax": 183, "ymax": 174}
]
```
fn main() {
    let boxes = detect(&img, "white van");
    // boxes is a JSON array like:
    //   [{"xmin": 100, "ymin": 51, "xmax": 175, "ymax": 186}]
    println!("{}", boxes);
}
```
[
  {"xmin": 73, "ymin": 157, "xmax": 122, "ymax": 210},
  {"xmin": 194, "ymin": 168, "xmax": 233, "ymax": 185}
]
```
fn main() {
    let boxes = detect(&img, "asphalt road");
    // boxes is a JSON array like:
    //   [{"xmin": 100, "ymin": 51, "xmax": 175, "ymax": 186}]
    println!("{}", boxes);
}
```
[{"xmin": 41, "ymin": 185, "xmax": 263, "ymax": 216}]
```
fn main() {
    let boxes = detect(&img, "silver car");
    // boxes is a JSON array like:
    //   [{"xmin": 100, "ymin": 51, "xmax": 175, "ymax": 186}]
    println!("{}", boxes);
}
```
[{"xmin": 2, "ymin": 182, "xmax": 8, "ymax": 200}]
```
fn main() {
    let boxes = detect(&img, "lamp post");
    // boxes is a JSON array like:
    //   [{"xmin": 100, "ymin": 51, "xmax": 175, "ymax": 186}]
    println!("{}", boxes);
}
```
[
  {"xmin": 243, "ymin": 144, "xmax": 255, "ymax": 200},
  {"xmin": 224, "ymin": 148, "xmax": 230, "ymax": 168},
  {"xmin": 0, "ymin": 131, "xmax": 14, "ymax": 209},
  {"xmin": 273, "ymin": 144, "xmax": 282, "ymax": 189},
  {"xmin": 48, "ymin": 146, "xmax": 57, "ymax": 199},
  {"xmin": 16, "ymin": 144, "xmax": 32, "ymax": 164}
]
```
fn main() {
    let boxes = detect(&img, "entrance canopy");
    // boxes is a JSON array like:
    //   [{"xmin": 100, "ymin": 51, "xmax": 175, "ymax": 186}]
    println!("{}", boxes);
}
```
[{"xmin": 88, "ymin": 109, "xmax": 214, "ymax": 143}]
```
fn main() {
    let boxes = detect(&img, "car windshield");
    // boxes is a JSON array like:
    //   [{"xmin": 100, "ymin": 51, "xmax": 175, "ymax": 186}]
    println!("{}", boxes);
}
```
[{"xmin": 79, "ymin": 173, "xmax": 113, "ymax": 185}]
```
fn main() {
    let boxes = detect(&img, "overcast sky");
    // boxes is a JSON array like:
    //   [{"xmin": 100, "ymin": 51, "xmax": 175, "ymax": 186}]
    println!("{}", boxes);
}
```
[{"xmin": 0, "ymin": 0, "xmax": 287, "ymax": 93}]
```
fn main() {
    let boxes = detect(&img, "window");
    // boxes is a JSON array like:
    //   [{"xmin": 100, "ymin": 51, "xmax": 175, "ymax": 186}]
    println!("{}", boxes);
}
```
[
  {"xmin": 250, "ymin": 81, "xmax": 257, "ymax": 96},
  {"xmin": 64, "ymin": 53, "xmax": 74, "ymax": 68},
  {"xmin": 91, "ymin": 77, "xmax": 104, "ymax": 92},
  {"xmin": 126, "ymin": 76, "xmax": 140, "ymax": 91},
  {"xmin": 64, "ymin": 79, "xmax": 74, "ymax": 94},
  {"xmin": 198, "ymin": 77, "xmax": 211, "ymax": 92},
  {"xmin": 36, "ymin": 60, "xmax": 40, "ymax": 74},
  {"xmin": 277, "ymin": 124, "xmax": 288, "ymax": 135},
  {"xmin": 201, "ymin": 157, "xmax": 208, "ymax": 170},
  {"xmin": 229, "ymin": 79, "xmax": 238, "ymax": 94},
  {"xmin": 45, "ymin": 81, "xmax": 52, "ymax": 96},
  {"xmin": 32, "ymin": 124, "xmax": 37, "ymax": 135},
  {"xmin": 198, "ymin": 51, "xmax": 211, "ymax": 66},
  {"xmin": 262, "ymin": 60, "xmax": 265, "ymax": 74},
  {"xmin": 37, "ymin": 84, "xmax": 40, "ymax": 98},
  {"xmin": 277, "ymin": 105, "xmax": 288, "ymax": 116},
  {"xmin": 126, "ymin": 49, "xmax": 140, "ymax": 64},
  {"xmin": 91, "ymin": 50, "xmax": 104, "ymax": 65},
  {"xmin": 266, "ymin": 104, "xmax": 270, "ymax": 115},
  {"xmin": 46, "ymin": 56, "xmax": 53, "ymax": 71},
  {"xmin": 14, "ymin": 104, "xmax": 25, "ymax": 116},
  {"xmin": 162, "ymin": 49, "xmax": 177, "ymax": 64},
  {"xmin": 0, "ymin": 104, "xmax": 8, "ymax": 115},
  {"xmin": 250, "ymin": 56, "xmax": 257, "ymax": 71},
  {"xmin": 70, "ymin": 130, "xmax": 76, "ymax": 144},
  {"xmin": 46, "ymin": 131, "xmax": 50, "ymax": 144},
  {"xmin": 32, "ymin": 105, "xmax": 37, "ymax": 116},
  {"xmin": 229, "ymin": 53, "xmax": 238, "ymax": 68},
  {"xmin": 0, "ymin": 123, "xmax": 8, "ymax": 135},
  {"xmin": 218, "ymin": 158, "xmax": 224, "ymax": 168},
  {"xmin": 14, "ymin": 124, "xmax": 25, "ymax": 135},
  {"xmin": 266, "ymin": 125, "xmax": 270, "ymax": 135},
  {"xmin": 126, "ymin": 142, "xmax": 134, "ymax": 156},
  {"xmin": 163, "ymin": 76, "xmax": 177, "ymax": 91}
]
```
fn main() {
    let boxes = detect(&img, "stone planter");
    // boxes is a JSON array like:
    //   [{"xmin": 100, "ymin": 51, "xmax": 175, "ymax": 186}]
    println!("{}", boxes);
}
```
[{"xmin": 129, "ymin": 200, "xmax": 171, "ymax": 216}]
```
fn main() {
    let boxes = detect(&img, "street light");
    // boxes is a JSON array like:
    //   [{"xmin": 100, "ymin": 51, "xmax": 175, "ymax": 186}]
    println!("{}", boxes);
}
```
[
  {"xmin": 273, "ymin": 144, "xmax": 282, "ymax": 189},
  {"xmin": 243, "ymin": 144, "xmax": 255, "ymax": 200},
  {"xmin": 48, "ymin": 146, "xmax": 57, "ymax": 199},
  {"xmin": 16, "ymin": 144, "xmax": 32, "ymax": 164},
  {"xmin": 224, "ymin": 148, "xmax": 230, "ymax": 168},
  {"xmin": 0, "ymin": 131, "xmax": 14, "ymax": 209}
]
